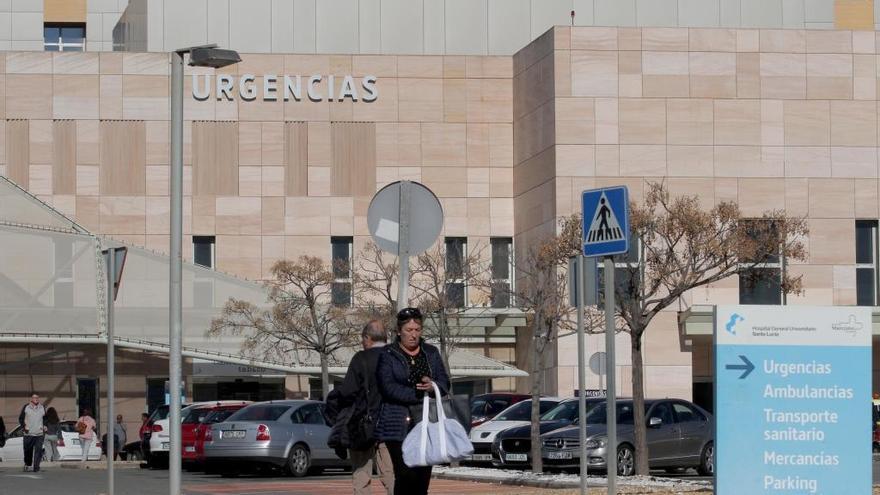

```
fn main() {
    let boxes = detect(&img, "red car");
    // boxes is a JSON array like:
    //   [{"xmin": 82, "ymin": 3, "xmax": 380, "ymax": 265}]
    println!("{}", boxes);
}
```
[{"xmin": 182, "ymin": 401, "xmax": 251, "ymax": 468}]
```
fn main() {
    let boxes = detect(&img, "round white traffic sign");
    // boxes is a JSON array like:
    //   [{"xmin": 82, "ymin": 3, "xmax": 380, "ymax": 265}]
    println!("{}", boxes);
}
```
[{"xmin": 367, "ymin": 181, "xmax": 443, "ymax": 256}]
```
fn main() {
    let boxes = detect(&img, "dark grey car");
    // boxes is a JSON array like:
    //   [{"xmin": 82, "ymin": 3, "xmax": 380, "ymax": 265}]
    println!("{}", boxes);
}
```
[
  {"xmin": 203, "ymin": 400, "xmax": 346, "ymax": 477},
  {"xmin": 540, "ymin": 399, "xmax": 714, "ymax": 476}
]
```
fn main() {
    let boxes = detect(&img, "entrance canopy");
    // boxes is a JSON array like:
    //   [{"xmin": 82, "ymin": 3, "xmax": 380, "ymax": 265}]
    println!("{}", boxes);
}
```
[{"xmin": 0, "ymin": 176, "xmax": 526, "ymax": 378}]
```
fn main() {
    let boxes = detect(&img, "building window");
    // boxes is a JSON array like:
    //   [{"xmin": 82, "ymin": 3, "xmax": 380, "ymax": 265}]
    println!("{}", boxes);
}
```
[
  {"xmin": 193, "ymin": 236, "xmax": 215, "ymax": 269},
  {"xmin": 445, "ymin": 237, "xmax": 467, "ymax": 308},
  {"xmin": 597, "ymin": 239, "xmax": 640, "ymax": 310},
  {"xmin": 738, "ymin": 220, "xmax": 782, "ymax": 305},
  {"xmin": 44, "ymin": 24, "xmax": 85, "ymax": 52},
  {"xmin": 856, "ymin": 220, "xmax": 879, "ymax": 306},
  {"xmin": 490, "ymin": 238, "xmax": 513, "ymax": 308},
  {"xmin": 331, "ymin": 237, "xmax": 353, "ymax": 306}
]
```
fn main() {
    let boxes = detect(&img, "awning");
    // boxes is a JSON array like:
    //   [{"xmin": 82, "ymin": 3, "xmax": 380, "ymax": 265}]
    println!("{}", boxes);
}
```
[{"xmin": 0, "ymin": 176, "xmax": 527, "ymax": 379}]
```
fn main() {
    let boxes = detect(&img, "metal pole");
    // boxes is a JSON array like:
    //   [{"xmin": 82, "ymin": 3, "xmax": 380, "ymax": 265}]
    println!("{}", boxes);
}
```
[
  {"xmin": 576, "ymin": 254, "xmax": 587, "ymax": 495},
  {"xmin": 106, "ymin": 248, "xmax": 115, "ymax": 494},
  {"xmin": 604, "ymin": 256, "xmax": 617, "ymax": 494},
  {"xmin": 169, "ymin": 50, "xmax": 184, "ymax": 495},
  {"xmin": 396, "ymin": 181, "xmax": 411, "ymax": 312}
]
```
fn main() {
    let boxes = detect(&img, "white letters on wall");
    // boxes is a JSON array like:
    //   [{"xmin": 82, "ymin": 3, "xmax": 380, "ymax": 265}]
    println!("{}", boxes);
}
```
[{"xmin": 191, "ymin": 74, "xmax": 379, "ymax": 102}]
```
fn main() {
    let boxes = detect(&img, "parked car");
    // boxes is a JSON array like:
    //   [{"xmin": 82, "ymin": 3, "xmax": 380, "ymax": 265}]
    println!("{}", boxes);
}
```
[
  {"xmin": 492, "ymin": 398, "xmax": 604, "ymax": 468},
  {"xmin": 0, "ymin": 421, "xmax": 101, "ymax": 462},
  {"xmin": 143, "ymin": 403, "xmax": 192, "ymax": 468},
  {"xmin": 467, "ymin": 397, "xmax": 562, "ymax": 463},
  {"xmin": 470, "ymin": 393, "xmax": 531, "ymax": 428},
  {"xmin": 182, "ymin": 401, "xmax": 251, "ymax": 469},
  {"xmin": 203, "ymin": 400, "xmax": 347, "ymax": 477},
  {"xmin": 540, "ymin": 399, "xmax": 714, "ymax": 476}
]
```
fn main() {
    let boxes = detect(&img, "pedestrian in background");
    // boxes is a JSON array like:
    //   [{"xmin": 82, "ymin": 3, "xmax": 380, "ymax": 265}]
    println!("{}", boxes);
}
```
[
  {"xmin": 43, "ymin": 407, "xmax": 61, "ymax": 462},
  {"xmin": 114, "ymin": 414, "xmax": 127, "ymax": 460},
  {"xmin": 19, "ymin": 393, "xmax": 46, "ymax": 472},
  {"xmin": 375, "ymin": 308, "xmax": 450, "ymax": 495},
  {"xmin": 336, "ymin": 319, "xmax": 394, "ymax": 495},
  {"xmin": 76, "ymin": 408, "xmax": 96, "ymax": 464}
]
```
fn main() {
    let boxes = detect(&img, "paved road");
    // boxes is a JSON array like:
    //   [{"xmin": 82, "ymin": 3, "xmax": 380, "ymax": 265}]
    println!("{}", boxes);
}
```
[
  {"xmin": 0, "ymin": 466, "xmax": 558, "ymax": 495},
  {"xmin": 1, "ymin": 461, "xmax": 878, "ymax": 495}
]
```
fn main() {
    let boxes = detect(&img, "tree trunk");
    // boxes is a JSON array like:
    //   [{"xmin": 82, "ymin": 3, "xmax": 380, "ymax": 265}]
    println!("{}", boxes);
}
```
[
  {"xmin": 439, "ymin": 312, "xmax": 453, "ymax": 392},
  {"xmin": 630, "ymin": 330, "xmax": 649, "ymax": 475},
  {"xmin": 320, "ymin": 352, "xmax": 330, "ymax": 400},
  {"xmin": 529, "ymin": 323, "xmax": 545, "ymax": 473}
]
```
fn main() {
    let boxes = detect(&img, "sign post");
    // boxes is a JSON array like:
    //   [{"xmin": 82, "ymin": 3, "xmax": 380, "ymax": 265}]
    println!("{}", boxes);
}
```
[
  {"xmin": 101, "ymin": 246, "xmax": 126, "ymax": 495},
  {"xmin": 715, "ymin": 305, "xmax": 871, "ymax": 495},
  {"xmin": 581, "ymin": 186, "xmax": 629, "ymax": 495},
  {"xmin": 367, "ymin": 181, "xmax": 443, "ymax": 310}
]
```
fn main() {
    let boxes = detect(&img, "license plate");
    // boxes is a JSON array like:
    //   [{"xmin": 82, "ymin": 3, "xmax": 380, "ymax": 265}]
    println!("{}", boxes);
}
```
[
  {"xmin": 161, "ymin": 442, "xmax": 170, "ymax": 450},
  {"xmin": 221, "ymin": 430, "xmax": 246, "ymax": 439},
  {"xmin": 548, "ymin": 451, "xmax": 572, "ymax": 460},
  {"xmin": 505, "ymin": 453, "xmax": 527, "ymax": 462},
  {"xmin": 469, "ymin": 454, "xmax": 492, "ymax": 461},
  {"xmin": 185, "ymin": 446, "xmax": 196, "ymax": 452}
]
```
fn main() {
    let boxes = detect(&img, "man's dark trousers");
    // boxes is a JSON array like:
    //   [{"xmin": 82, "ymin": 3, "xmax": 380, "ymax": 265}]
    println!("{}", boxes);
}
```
[{"xmin": 23, "ymin": 435, "xmax": 44, "ymax": 470}]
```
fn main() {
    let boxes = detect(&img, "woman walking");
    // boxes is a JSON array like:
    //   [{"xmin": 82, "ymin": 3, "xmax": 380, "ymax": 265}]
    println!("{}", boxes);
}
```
[
  {"xmin": 43, "ymin": 407, "xmax": 61, "ymax": 462},
  {"xmin": 375, "ymin": 307, "xmax": 450, "ymax": 495},
  {"xmin": 76, "ymin": 408, "xmax": 96, "ymax": 464}
]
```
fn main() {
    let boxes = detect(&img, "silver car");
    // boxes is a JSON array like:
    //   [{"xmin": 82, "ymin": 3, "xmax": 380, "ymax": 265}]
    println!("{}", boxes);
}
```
[
  {"xmin": 203, "ymin": 400, "xmax": 346, "ymax": 477},
  {"xmin": 540, "ymin": 399, "xmax": 714, "ymax": 476}
]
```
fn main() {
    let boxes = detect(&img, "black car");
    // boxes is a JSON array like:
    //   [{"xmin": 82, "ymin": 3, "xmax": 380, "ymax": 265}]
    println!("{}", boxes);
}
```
[{"xmin": 492, "ymin": 398, "xmax": 604, "ymax": 467}]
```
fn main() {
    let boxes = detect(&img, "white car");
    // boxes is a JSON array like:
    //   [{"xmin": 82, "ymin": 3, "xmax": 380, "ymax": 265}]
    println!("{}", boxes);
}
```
[
  {"xmin": 0, "ymin": 421, "xmax": 101, "ymax": 463},
  {"xmin": 144, "ymin": 403, "xmax": 194, "ymax": 467},
  {"xmin": 467, "ymin": 398, "xmax": 562, "ymax": 463}
]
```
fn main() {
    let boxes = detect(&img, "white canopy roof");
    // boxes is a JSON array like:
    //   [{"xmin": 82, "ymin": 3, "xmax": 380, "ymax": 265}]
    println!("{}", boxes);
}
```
[{"xmin": 0, "ymin": 176, "xmax": 526, "ymax": 379}]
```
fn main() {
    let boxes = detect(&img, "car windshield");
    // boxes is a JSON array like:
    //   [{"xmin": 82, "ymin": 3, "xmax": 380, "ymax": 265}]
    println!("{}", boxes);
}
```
[
  {"xmin": 584, "ymin": 402, "xmax": 637, "ymax": 425},
  {"xmin": 495, "ymin": 400, "xmax": 557, "ymax": 421},
  {"xmin": 205, "ymin": 408, "xmax": 240, "ymax": 424},
  {"xmin": 227, "ymin": 404, "xmax": 291, "ymax": 422},
  {"xmin": 541, "ymin": 401, "xmax": 579, "ymax": 421}
]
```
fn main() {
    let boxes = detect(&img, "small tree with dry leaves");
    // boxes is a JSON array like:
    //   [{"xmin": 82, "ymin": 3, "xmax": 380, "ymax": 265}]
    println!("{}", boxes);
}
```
[
  {"xmin": 408, "ymin": 240, "xmax": 491, "ymax": 377},
  {"xmin": 351, "ymin": 240, "xmax": 399, "ymax": 332},
  {"xmin": 506, "ymin": 218, "xmax": 606, "ymax": 474},
  {"xmin": 570, "ymin": 182, "xmax": 808, "ymax": 475},
  {"xmin": 209, "ymin": 256, "xmax": 359, "ymax": 399}
]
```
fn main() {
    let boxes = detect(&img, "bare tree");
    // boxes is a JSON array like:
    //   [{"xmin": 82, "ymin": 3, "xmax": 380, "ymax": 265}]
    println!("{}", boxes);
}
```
[
  {"xmin": 408, "ymin": 240, "xmax": 491, "ymax": 376},
  {"xmin": 573, "ymin": 182, "xmax": 808, "ymax": 475},
  {"xmin": 352, "ymin": 240, "xmax": 398, "ymax": 331},
  {"xmin": 504, "ymin": 218, "xmax": 605, "ymax": 474},
  {"xmin": 209, "ymin": 256, "xmax": 359, "ymax": 399}
]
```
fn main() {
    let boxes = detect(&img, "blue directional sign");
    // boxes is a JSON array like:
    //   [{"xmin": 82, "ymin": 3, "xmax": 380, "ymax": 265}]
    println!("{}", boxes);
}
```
[
  {"xmin": 581, "ymin": 186, "xmax": 629, "ymax": 257},
  {"xmin": 715, "ymin": 305, "xmax": 871, "ymax": 495}
]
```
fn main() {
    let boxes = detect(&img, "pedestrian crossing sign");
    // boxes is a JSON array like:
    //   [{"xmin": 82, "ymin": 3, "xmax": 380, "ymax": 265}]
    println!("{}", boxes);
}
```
[{"xmin": 582, "ymin": 186, "xmax": 629, "ymax": 257}]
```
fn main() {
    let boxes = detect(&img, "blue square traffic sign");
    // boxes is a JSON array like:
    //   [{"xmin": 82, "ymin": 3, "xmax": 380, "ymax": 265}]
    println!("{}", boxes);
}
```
[{"xmin": 582, "ymin": 186, "xmax": 629, "ymax": 257}]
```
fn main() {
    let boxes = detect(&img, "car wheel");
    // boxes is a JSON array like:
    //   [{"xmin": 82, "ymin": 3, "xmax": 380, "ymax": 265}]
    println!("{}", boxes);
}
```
[
  {"xmin": 616, "ymin": 444, "xmax": 635, "ymax": 477},
  {"xmin": 286, "ymin": 444, "xmax": 310, "ymax": 478},
  {"xmin": 697, "ymin": 442, "xmax": 714, "ymax": 476}
]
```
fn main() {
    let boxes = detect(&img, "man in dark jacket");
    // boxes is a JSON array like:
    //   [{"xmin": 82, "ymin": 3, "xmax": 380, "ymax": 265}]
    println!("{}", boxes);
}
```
[{"xmin": 336, "ymin": 319, "xmax": 393, "ymax": 495}]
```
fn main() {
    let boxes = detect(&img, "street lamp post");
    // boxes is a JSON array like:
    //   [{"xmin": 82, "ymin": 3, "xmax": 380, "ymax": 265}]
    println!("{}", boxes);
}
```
[{"xmin": 169, "ymin": 45, "xmax": 240, "ymax": 495}]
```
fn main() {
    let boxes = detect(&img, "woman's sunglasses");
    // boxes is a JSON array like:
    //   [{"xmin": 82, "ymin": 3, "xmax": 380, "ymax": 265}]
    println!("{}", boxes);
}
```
[{"xmin": 397, "ymin": 307, "xmax": 422, "ymax": 321}]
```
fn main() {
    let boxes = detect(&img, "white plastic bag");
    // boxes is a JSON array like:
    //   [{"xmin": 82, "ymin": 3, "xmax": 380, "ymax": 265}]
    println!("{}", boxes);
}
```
[{"xmin": 402, "ymin": 382, "xmax": 474, "ymax": 467}]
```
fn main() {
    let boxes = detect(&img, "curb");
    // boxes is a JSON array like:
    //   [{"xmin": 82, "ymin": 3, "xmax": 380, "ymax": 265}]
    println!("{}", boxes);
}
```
[
  {"xmin": 432, "ymin": 467, "xmax": 712, "ymax": 492},
  {"xmin": 60, "ymin": 461, "xmax": 143, "ymax": 470}
]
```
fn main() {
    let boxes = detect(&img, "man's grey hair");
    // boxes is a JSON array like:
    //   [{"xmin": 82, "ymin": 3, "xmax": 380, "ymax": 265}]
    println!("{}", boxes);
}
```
[{"xmin": 362, "ymin": 319, "xmax": 387, "ymax": 343}]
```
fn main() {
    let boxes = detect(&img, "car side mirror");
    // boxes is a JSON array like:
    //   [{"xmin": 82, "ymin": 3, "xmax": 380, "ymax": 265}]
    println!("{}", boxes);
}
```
[{"xmin": 649, "ymin": 417, "xmax": 662, "ymax": 428}]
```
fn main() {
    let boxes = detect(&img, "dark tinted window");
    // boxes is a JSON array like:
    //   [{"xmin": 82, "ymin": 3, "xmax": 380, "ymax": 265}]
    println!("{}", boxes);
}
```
[
  {"xmin": 227, "ymin": 404, "xmax": 291, "ymax": 422},
  {"xmin": 193, "ymin": 236, "xmax": 214, "ymax": 268},
  {"xmin": 649, "ymin": 402, "xmax": 675, "ymax": 425},
  {"xmin": 584, "ymin": 402, "xmax": 636, "ymax": 425},
  {"xmin": 541, "ymin": 401, "xmax": 581, "ymax": 421},
  {"xmin": 495, "ymin": 400, "xmax": 558, "ymax": 421},
  {"xmin": 182, "ymin": 408, "xmax": 210, "ymax": 424},
  {"xmin": 739, "ymin": 267, "xmax": 782, "ymax": 305},
  {"xmin": 856, "ymin": 220, "xmax": 876, "ymax": 264},
  {"xmin": 292, "ymin": 404, "xmax": 326, "ymax": 425},
  {"xmin": 672, "ymin": 403, "xmax": 706, "ymax": 423}
]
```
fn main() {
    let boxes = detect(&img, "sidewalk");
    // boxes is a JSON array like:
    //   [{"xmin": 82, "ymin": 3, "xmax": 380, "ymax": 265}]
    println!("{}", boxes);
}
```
[
  {"xmin": 54, "ymin": 460, "xmax": 143, "ymax": 470},
  {"xmin": 432, "ymin": 466, "xmax": 712, "ymax": 492}
]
